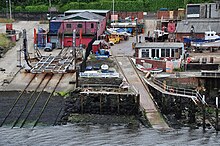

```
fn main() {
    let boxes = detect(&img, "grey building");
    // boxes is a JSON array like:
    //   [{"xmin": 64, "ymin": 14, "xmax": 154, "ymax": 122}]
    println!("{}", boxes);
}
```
[{"xmin": 186, "ymin": 2, "xmax": 220, "ymax": 19}]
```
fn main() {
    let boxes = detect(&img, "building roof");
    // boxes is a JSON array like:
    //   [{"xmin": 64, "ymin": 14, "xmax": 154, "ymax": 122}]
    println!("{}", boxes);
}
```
[
  {"xmin": 62, "ymin": 11, "xmax": 105, "ymax": 21},
  {"xmin": 135, "ymin": 42, "xmax": 184, "ymax": 48},
  {"xmin": 176, "ymin": 19, "xmax": 220, "ymax": 33},
  {"xmin": 93, "ymin": 40, "xmax": 102, "ymax": 45},
  {"xmin": 64, "ymin": 9, "xmax": 110, "ymax": 15}
]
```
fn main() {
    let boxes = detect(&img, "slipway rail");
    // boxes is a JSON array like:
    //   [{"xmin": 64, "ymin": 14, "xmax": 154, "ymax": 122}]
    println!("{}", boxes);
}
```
[
  {"xmin": 11, "ymin": 74, "xmax": 52, "ymax": 128},
  {"xmin": 18, "ymin": 74, "xmax": 54, "ymax": 128},
  {"xmin": 33, "ymin": 73, "xmax": 64, "ymax": 128},
  {"xmin": 0, "ymin": 74, "xmax": 37, "ymax": 127}
]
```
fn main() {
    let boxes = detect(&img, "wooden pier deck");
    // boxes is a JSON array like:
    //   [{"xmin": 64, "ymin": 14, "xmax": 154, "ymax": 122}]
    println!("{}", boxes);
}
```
[{"xmin": 115, "ymin": 56, "xmax": 169, "ymax": 130}]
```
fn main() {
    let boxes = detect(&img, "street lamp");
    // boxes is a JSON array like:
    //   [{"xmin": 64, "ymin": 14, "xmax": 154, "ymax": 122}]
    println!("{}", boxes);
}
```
[{"xmin": 135, "ymin": 18, "xmax": 138, "ymax": 43}]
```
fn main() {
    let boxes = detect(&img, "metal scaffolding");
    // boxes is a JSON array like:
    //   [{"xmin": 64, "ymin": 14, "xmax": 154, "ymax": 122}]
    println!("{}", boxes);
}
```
[{"xmin": 31, "ymin": 55, "xmax": 74, "ymax": 74}]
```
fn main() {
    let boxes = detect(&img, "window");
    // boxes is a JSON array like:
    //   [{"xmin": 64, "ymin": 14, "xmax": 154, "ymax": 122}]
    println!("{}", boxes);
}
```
[
  {"xmin": 77, "ymin": 24, "xmax": 82, "ymax": 28},
  {"xmin": 142, "ymin": 49, "xmax": 149, "ymax": 58},
  {"xmin": 91, "ymin": 23, "xmax": 94, "ymax": 28},
  {"xmin": 152, "ymin": 49, "xmax": 155, "ymax": 58},
  {"xmin": 171, "ymin": 49, "xmax": 175, "ymax": 57},
  {"xmin": 166, "ymin": 49, "xmax": 170, "ymax": 57},
  {"xmin": 161, "ymin": 49, "xmax": 165, "ymax": 57},
  {"xmin": 156, "ymin": 49, "xmax": 159, "ymax": 58},
  {"xmin": 66, "ymin": 24, "xmax": 71, "ymax": 28}
]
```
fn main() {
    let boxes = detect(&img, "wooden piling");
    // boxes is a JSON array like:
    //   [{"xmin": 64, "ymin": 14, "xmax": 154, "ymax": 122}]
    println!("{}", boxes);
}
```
[
  {"xmin": 202, "ymin": 95, "xmax": 206, "ymax": 130},
  {"xmin": 100, "ymin": 94, "xmax": 102, "ymax": 114},
  {"xmin": 216, "ymin": 97, "xmax": 219, "ymax": 131},
  {"xmin": 117, "ymin": 95, "xmax": 120, "ymax": 114},
  {"xmin": 175, "ymin": 96, "xmax": 182, "ymax": 119},
  {"xmin": 76, "ymin": 67, "xmax": 79, "ymax": 88},
  {"xmin": 188, "ymin": 99, "xmax": 196, "ymax": 123},
  {"xmin": 80, "ymin": 95, "xmax": 84, "ymax": 114},
  {"xmin": 136, "ymin": 94, "xmax": 140, "ymax": 114}
]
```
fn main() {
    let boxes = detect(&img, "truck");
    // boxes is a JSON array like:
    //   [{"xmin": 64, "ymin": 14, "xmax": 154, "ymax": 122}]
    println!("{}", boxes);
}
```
[{"xmin": 109, "ymin": 33, "xmax": 120, "ymax": 45}]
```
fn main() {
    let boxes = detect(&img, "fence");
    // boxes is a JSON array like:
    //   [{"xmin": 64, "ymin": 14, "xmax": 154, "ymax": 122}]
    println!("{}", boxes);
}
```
[{"xmin": 0, "ymin": 11, "xmax": 62, "ymax": 21}]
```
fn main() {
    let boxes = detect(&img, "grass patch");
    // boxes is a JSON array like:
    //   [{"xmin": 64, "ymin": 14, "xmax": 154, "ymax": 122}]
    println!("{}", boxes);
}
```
[
  {"xmin": 54, "ymin": 91, "xmax": 69, "ymax": 97},
  {"xmin": 0, "ymin": 34, "xmax": 11, "ymax": 48},
  {"xmin": 0, "ymin": 18, "xmax": 14, "ymax": 23},
  {"xmin": 39, "ymin": 20, "xmax": 49, "ymax": 24}
]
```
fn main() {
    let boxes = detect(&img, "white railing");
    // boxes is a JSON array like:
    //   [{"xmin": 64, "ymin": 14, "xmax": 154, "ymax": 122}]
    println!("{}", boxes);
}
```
[
  {"xmin": 151, "ymin": 78, "xmax": 207, "ymax": 105},
  {"xmin": 201, "ymin": 70, "xmax": 220, "ymax": 77},
  {"xmin": 80, "ymin": 72, "xmax": 120, "ymax": 78},
  {"xmin": 152, "ymin": 79, "xmax": 197, "ymax": 97}
]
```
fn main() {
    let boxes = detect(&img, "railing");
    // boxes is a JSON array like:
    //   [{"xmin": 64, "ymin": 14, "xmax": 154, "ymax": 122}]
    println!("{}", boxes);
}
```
[
  {"xmin": 151, "ymin": 78, "xmax": 205, "ymax": 105},
  {"xmin": 80, "ymin": 72, "xmax": 120, "ymax": 78},
  {"xmin": 201, "ymin": 70, "xmax": 220, "ymax": 78},
  {"xmin": 152, "ymin": 78, "xmax": 197, "ymax": 97}
]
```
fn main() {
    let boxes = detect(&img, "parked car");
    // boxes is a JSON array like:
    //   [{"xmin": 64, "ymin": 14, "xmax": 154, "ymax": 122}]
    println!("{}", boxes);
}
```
[{"xmin": 44, "ymin": 43, "xmax": 53, "ymax": 52}]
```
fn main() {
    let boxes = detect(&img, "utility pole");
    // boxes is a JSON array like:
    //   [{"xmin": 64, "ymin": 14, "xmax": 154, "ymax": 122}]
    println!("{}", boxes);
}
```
[
  {"xmin": 49, "ymin": 0, "xmax": 51, "ymax": 7},
  {"xmin": 112, "ymin": 0, "xmax": 115, "ymax": 29},
  {"xmin": 72, "ymin": 30, "xmax": 76, "ymax": 70},
  {"xmin": 9, "ymin": 0, "xmax": 12, "ymax": 20},
  {"xmin": 6, "ymin": 0, "xmax": 8, "ymax": 19}
]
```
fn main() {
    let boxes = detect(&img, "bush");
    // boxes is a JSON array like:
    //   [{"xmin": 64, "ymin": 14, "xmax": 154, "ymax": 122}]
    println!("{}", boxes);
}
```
[
  {"xmin": 60, "ymin": 1, "xmax": 146, "ymax": 12},
  {"xmin": 25, "ymin": 5, "xmax": 49, "ymax": 12},
  {"xmin": 8, "ymin": 0, "xmax": 214, "ymax": 12},
  {"xmin": 14, "ymin": 6, "xmax": 24, "ymax": 12},
  {"xmin": 173, "ymin": 68, "xmax": 183, "ymax": 72}
]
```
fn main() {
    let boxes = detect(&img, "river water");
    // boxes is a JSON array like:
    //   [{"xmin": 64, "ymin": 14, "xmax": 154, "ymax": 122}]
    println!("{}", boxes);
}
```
[{"xmin": 0, "ymin": 124, "xmax": 219, "ymax": 146}]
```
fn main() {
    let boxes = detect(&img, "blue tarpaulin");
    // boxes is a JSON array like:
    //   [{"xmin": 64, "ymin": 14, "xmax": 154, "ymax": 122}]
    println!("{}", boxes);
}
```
[
  {"xmin": 183, "ymin": 38, "xmax": 191, "ymax": 43},
  {"xmin": 116, "ymin": 28, "xmax": 125, "ymax": 33},
  {"xmin": 126, "ymin": 28, "xmax": 133, "ymax": 33}
]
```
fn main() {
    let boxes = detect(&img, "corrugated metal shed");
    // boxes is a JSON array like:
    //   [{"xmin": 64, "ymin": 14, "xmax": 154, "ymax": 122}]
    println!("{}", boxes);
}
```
[
  {"xmin": 135, "ymin": 42, "xmax": 183, "ymax": 48},
  {"xmin": 62, "ymin": 11, "xmax": 105, "ymax": 21},
  {"xmin": 64, "ymin": 10, "xmax": 110, "ymax": 14},
  {"xmin": 176, "ymin": 19, "xmax": 220, "ymax": 33}
]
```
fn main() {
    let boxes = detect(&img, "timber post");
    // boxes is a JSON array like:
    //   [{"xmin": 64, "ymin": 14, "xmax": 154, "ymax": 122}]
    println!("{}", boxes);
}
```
[
  {"xmin": 216, "ymin": 97, "xmax": 219, "ymax": 131},
  {"xmin": 117, "ymin": 95, "xmax": 120, "ymax": 114},
  {"xmin": 80, "ymin": 95, "xmax": 84, "ymax": 114},
  {"xmin": 100, "ymin": 94, "xmax": 102, "ymax": 114},
  {"xmin": 202, "ymin": 95, "xmax": 206, "ymax": 131}
]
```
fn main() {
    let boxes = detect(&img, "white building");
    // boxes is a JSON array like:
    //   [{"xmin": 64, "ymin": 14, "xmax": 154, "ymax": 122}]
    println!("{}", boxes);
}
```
[{"xmin": 135, "ymin": 42, "xmax": 184, "ymax": 59}]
